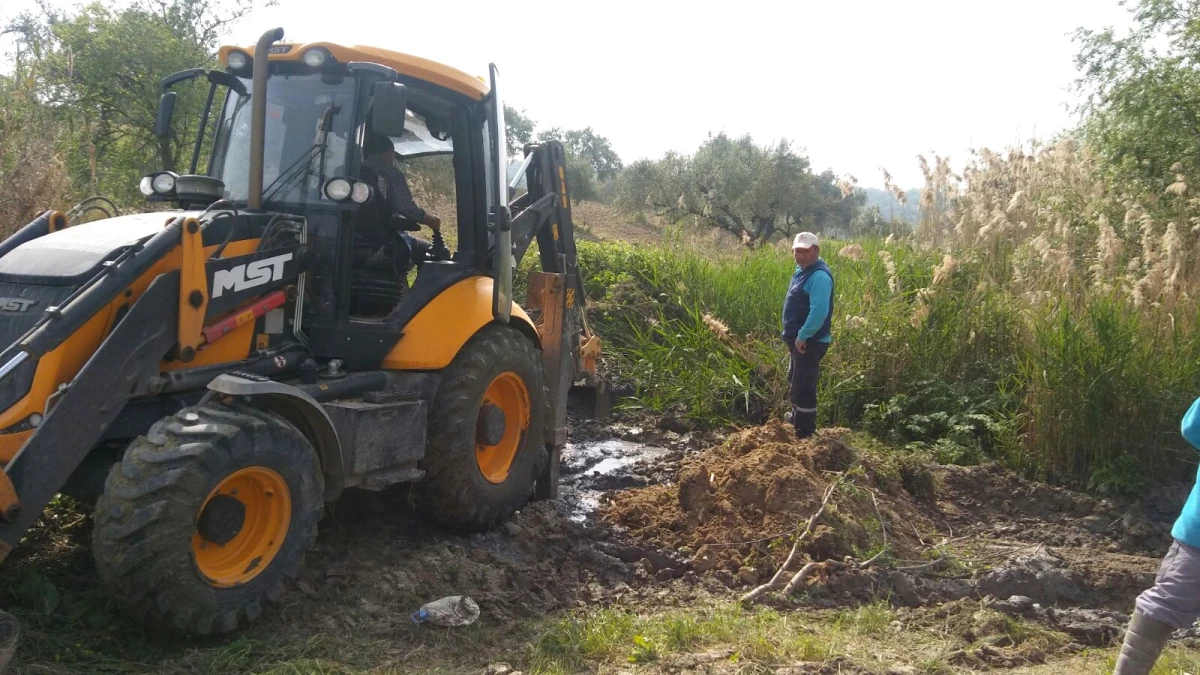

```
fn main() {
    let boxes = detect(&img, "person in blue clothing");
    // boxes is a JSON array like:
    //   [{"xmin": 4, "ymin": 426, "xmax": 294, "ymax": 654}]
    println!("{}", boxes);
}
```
[
  {"xmin": 780, "ymin": 232, "xmax": 834, "ymax": 439},
  {"xmin": 1115, "ymin": 396, "xmax": 1200, "ymax": 674}
]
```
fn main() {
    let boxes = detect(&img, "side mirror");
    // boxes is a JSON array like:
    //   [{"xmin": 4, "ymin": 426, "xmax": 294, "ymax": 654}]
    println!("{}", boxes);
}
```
[
  {"xmin": 371, "ymin": 81, "xmax": 407, "ymax": 137},
  {"xmin": 154, "ymin": 92, "xmax": 177, "ymax": 138}
]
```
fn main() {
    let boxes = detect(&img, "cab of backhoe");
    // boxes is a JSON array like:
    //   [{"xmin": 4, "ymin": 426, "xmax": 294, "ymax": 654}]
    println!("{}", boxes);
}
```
[{"xmin": 150, "ymin": 40, "xmax": 515, "ymax": 368}]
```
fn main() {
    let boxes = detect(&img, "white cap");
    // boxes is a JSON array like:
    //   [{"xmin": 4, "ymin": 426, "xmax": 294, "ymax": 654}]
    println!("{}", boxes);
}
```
[{"xmin": 792, "ymin": 232, "xmax": 819, "ymax": 249}]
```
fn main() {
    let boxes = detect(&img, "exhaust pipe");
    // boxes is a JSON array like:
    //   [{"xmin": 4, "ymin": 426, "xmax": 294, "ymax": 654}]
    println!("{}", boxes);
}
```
[{"xmin": 248, "ymin": 27, "xmax": 284, "ymax": 210}]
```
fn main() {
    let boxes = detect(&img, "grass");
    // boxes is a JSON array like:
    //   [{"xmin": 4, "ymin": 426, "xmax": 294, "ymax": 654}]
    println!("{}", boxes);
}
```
[
  {"xmin": 834, "ymin": 600, "xmax": 895, "ymax": 636},
  {"xmin": 527, "ymin": 603, "xmax": 830, "ymax": 673},
  {"xmin": 1150, "ymin": 648, "xmax": 1200, "ymax": 674}
]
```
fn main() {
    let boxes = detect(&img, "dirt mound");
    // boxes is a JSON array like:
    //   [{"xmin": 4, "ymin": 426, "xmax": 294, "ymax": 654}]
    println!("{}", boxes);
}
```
[{"xmin": 598, "ymin": 421, "xmax": 937, "ymax": 586}]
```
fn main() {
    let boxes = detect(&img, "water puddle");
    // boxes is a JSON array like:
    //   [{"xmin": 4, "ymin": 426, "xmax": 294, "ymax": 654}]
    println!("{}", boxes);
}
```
[{"xmin": 559, "ymin": 438, "xmax": 670, "ymax": 521}]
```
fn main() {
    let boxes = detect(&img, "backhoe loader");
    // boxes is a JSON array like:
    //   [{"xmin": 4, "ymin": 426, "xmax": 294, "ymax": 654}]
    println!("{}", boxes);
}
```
[{"xmin": 0, "ymin": 27, "xmax": 601, "ymax": 639}]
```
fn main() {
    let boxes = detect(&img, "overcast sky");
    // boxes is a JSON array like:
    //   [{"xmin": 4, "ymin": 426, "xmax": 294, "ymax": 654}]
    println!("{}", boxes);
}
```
[{"xmin": 5, "ymin": 0, "xmax": 1136, "ymax": 188}]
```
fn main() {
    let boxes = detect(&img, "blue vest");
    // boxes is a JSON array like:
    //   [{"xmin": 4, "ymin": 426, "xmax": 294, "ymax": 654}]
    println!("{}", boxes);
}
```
[{"xmin": 791, "ymin": 260, "xmax": 834, "ymax": 342}]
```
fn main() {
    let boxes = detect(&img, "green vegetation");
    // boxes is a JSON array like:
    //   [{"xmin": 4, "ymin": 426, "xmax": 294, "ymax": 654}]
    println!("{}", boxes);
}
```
[
  {"xmin": 570, "ymin": 218, "xmax": 1200, "ymax": 489},
  {"xmin": 2, "ymin": 0, "xmax": 254, "ymax": 220},
  {"xmin": 528, "ymin": 604, "xmax": 829, "ymax": 673}
]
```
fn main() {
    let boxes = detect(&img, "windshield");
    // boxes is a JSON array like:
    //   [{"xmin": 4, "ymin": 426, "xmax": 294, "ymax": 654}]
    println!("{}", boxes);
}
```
[{"xmin": 210, "ymin": 72, "xmax": 356, "ymax": 205}]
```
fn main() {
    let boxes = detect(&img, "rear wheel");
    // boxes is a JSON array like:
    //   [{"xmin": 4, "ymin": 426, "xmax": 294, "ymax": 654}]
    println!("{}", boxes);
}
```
[
  {"xmin": 416, "ymin": 325, "xmax": 547, "ymax": 531},
  {"xmin": 92, "ymin": 399, "xmax": 323, "ymax": 636}
]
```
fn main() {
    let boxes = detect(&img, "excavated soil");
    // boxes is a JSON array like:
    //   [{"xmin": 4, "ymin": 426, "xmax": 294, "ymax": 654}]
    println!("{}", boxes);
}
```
[{"xmin": 598, "ymin": 423, "xmax": 938, "ymax": 585}]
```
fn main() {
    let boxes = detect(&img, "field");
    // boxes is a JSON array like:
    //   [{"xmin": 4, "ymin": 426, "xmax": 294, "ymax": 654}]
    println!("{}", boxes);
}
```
[{"xmin": 3, "ymin": 204, "xmax": 1199, "ymax": 674}]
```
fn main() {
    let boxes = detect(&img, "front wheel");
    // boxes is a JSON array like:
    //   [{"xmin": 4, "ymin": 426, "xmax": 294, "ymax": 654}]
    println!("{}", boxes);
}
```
[
  {"xmin": 415, "ymin": 325, "xmax": 548, "ymax": 531},
  {"xmin": 92, "ymin": 400, "xmax": 324, "ymax": 636}
]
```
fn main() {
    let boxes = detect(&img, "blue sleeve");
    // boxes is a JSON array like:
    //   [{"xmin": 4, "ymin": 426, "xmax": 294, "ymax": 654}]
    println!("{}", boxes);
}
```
[
  {"xmin": 796, "ymin": 271, "xmax": 832, "ymax": 341},
  {"xmin": 1182, "ymin": 397, "xmax": 1200, "ymax": 449}
]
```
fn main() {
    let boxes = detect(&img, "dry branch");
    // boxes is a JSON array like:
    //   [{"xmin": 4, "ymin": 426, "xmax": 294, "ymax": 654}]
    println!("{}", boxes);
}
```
[{"xmin": 740, "ymin": 481, "xmax": 839, "ymax": 604}]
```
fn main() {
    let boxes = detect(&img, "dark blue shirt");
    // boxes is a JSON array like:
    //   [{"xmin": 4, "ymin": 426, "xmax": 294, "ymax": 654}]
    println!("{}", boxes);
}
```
[{"xmin": 364, "ymin": 156, "xmax": 427, "ymax": 223}]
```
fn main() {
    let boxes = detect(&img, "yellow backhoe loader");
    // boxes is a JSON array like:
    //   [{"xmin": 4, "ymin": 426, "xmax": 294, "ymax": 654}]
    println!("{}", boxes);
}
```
[{"xmin": 0, "ymin": 27, "xmax": 600, "ymax": 640}]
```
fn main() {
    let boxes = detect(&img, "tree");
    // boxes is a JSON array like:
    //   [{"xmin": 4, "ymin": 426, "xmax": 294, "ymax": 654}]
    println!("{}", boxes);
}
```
[
  {"xmin": 563, "ymin": 152, "xmax": 597, "ymax": 204},
  {"xmin": 615, "ymin": 133, "xmax": 862, "ymax": 248},
  {"xmin": 504, "ymin": 105, "xmax": 534, "ymax": 157},
  {"xmin": 5, "ymin": 0, "xmax": 255, "ymax": 205},
  {"xmin": 1074, "ymin": 0, "xmax": 1200, "ymax": 193},
  {"xmin": 537, "ymin": 127, "xmax": 622, "ymax": 179}
]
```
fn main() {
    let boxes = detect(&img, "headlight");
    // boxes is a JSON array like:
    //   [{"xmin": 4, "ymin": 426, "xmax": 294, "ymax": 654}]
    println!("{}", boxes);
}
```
[
  {"xmin": 139, "ymin": 176, "xmax": 154, "ymax": 197},
  {"xmin": 227, "ymin": 50, "xmax": 249, "ymax": 70},
  {"xmin": 302, "ymin": 48, "xmax": 329, "ymax": 67},
  {"xmin": 151, "ymin": 172, "xmax": 177, "ymax": 195},
  {"xmin": 324, "ymin": 177, "xmax": 352, "ymax": 201},
  {"xmin": 350, "ymin": 181, "xmax": 371, "ymax": 204}
]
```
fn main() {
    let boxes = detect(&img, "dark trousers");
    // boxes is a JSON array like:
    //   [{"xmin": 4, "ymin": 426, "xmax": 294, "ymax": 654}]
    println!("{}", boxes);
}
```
[
  {"xmin": 395, "ymin": 232, "xmax": 431, "ymax": 273},
  {"xmin": 788, "ymin": 340, "xmax": 830, "ymax": 438}
]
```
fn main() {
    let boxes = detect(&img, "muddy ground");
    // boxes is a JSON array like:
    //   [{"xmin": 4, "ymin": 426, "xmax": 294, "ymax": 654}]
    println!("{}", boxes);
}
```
[{"xmin": 3, "ymin": 411, "xmax": 1198, "ymax": 674}]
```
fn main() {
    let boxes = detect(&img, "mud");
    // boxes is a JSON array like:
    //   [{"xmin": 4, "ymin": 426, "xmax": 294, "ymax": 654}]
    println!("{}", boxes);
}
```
[
  {"xmin": 286, "ymin": 417, "xmax": 708, "ymax": 634},
  {"xmin": 291, "ymin": 416, "xmax": 1193, "ymax": 652},
  {"xmin": 161, "ymin": 415, "xmax": 1200, "ymax": 663},
  {"xmin": 13, "ymin": 411, "xmax": 1196, "ymax": 672}
]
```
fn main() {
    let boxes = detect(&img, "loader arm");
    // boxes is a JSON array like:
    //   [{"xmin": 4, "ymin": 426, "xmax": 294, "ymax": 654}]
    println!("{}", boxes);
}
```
[
  {"xmin": 0, "ymin": 271, "xmax": 181, "ymax": 561},
  {"xmin": 508, "ymin": 140, "xmax": 603, "ymax": 500}
]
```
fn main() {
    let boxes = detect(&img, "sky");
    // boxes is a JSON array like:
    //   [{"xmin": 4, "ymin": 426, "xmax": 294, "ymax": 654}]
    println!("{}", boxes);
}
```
[{"xmin": 4, "ymin": 0, "xmax": 1136, "ymax": 188}]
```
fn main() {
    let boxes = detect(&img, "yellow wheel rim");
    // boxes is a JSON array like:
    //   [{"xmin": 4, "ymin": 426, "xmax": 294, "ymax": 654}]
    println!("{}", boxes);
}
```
[
  {"xmin": 476, "ymin": 371, "xmax": 531, "ymax": 484},
  {"xmin": 192, "ymin": 467, "xmax": 291, "ymax": 588}
]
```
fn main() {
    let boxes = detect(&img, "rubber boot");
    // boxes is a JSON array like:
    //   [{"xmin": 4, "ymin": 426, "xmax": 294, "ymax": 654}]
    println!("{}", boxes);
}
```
[
  {"xmin": 793, "ymin": 407, "xmax": 817, "ymax": 439},
  {"xmin": 0, "ymin": 610, "xmax": 18, "ymax": 672},
  {"xmin": 1113, "ymin": 611, "xmax": 1173, "ymax": 675}
]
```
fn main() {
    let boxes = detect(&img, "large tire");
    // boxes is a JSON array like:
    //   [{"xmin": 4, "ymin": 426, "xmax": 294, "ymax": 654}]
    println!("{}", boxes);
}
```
[
  {"xmin": 92, "ymin": 400, "xmax": 324, "ymax": 636},
  {"xmin": 416, "ymin": 324, "xmax": 548, "ymax": 532}
]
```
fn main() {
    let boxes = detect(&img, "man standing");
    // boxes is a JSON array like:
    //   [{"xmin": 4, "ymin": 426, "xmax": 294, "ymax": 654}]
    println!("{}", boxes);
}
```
[{"xmin": 781, "ymin": 232, "xmax": 834, "ymax": 439}]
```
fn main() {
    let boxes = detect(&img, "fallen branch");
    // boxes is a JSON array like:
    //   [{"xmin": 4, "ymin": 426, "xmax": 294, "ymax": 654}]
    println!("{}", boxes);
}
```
[
  {"xmin": 740, "ymin": 480, "xmax": 839, "ymax": 604},
  {"xmin": 780, "ymin": 489, "xmax": 890, "ymax": 597},
  {"xmin": 781, "ymin": 562, "xmax": 822, "ymax": 596},
  {"xmin": 910, "ymin": 521, "xmax": 927, "ymax": 547},
  {"xmin": 857, "ymin": 489, "xmax": 889, "ymax": 569}
]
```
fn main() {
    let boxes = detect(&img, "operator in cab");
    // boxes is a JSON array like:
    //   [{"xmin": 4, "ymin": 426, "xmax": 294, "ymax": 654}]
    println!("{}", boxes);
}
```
[{"xmin": 360, "ymin": 131, "xmax": 442, "ymax": 271}]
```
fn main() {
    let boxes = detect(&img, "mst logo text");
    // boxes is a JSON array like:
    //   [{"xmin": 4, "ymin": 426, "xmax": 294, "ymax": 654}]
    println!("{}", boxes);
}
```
[
  {"xmin": 0, "ymin": 298, "xmax": 37, "ymax": 312},
  {"xmin": 212, "ymin": 253, "xmax": 293, "ymax": 298}
]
